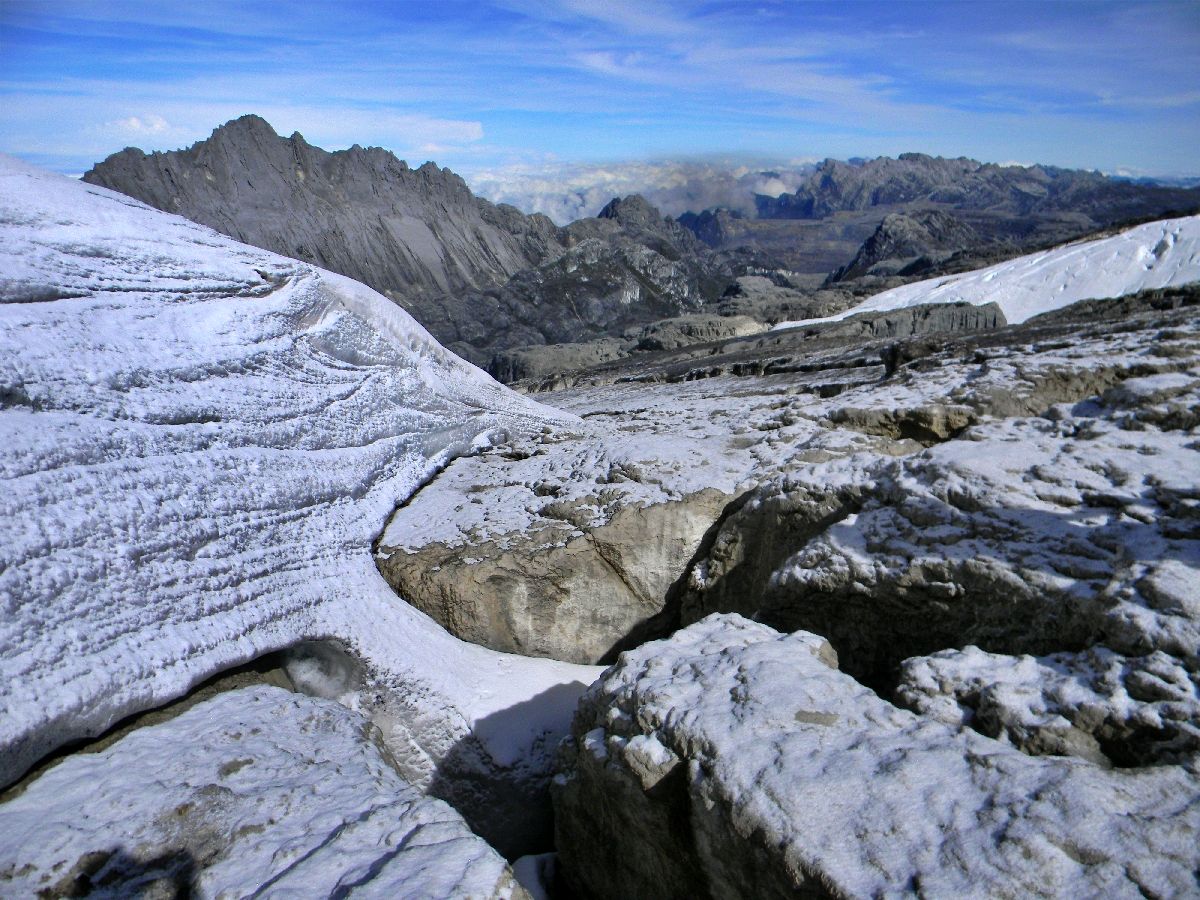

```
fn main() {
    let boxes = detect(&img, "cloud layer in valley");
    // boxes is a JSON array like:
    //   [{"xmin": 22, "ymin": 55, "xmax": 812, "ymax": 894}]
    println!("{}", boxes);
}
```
[{"xmin": 467, "ymin": 158, "xmax": 817, "ymax": 223}]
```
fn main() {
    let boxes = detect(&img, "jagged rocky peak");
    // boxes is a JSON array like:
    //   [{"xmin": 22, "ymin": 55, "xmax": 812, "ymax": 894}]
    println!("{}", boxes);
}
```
[
  {"xmin": 753, "ymin": 151, "xmax": 1199, "ymax": 222},
  {"xmin": 597, "ymin": 193, "xmax": 666, "ymax": 228},
  {"xmin": 828, "ymin": 208, "xmax": 983, "ymax": 281},
  {"xmin": 82, "ymin": 115, "xmax": 568, "ymax": 358},
  {"xmin": 212, "ymin": 112, "xmax": 279, "ymax": 140},
  {"xmin": 81, "ymin": 117, "xmax": 740, "ymax": 366}
]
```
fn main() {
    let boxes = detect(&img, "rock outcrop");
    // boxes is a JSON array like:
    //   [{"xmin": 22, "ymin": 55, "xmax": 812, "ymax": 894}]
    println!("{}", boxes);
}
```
[
  {"xmin": 379, "ymin": 487, "xmax": 733, "ymax": 664},
  {"xmin": 826, "ymin": 208, "xmax": 987, "ymax": 280},
  {"xmin": 629, "ymin": 313, "xmax": 766, "ymax": 351},
  {"xmin": 83, "ymin": 119, "xmax": 730, "ymax": 363},
  {"xmin": 488, "ymin": 339, "xmax": 630, "ymax": 384},
  {"xmin": 553, "ymin": 615, "xmax": 1200, "ymax": 899}
]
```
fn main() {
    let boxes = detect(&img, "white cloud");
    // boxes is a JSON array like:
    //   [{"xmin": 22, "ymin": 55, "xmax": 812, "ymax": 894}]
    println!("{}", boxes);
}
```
[
  {"xmin": 108, "ymin": 114, "xmax": 171, "ymax": 135},
  {"xmin": 465, "ymin": 158, "xmax": 816, "ymax": 223}
]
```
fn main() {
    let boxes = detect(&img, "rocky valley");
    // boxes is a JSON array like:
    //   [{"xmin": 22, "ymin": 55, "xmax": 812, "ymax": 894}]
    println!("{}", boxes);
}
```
[{"xmin": 2, "ymin": 125, "xmax": 1199, "ymax": 900}]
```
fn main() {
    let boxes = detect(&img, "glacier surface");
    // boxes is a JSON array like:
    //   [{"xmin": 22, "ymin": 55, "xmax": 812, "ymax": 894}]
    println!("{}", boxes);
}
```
[{"xmin": 0, "ymin": 155, "xmax": 597, "ymax": 797}]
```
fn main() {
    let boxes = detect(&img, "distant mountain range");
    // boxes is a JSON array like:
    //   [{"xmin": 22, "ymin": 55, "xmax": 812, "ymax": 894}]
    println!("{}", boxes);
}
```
[
  {"xmin": 84, "ymin": 119, "xmax": 1199, "ymax": 368},
  {"xmin": 680, "ymin": 153, "xmax": 1200, "ymax": 275}
]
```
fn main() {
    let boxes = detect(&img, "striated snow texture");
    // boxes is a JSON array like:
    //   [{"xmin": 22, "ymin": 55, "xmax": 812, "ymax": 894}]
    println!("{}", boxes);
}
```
[
  {"xmin": 774, "ymin": 214, "xmax": 1200, "ymax": 328},
  {"xmin": 0, "ymin": 686, "xmax": 525, "ymax": 898},
  {"xmin": 0, "ymin": 154, "xmax": 597, "ymax": 818},
  {"xmin": 555, "ymin": 615, "xmax": 1200, "ymax": 899}
]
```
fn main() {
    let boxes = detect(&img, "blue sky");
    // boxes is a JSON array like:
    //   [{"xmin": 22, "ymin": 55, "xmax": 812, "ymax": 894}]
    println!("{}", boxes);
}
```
[{"xmin": 2, "ymin": 0, "xmax": 1198, "ymax": 179}]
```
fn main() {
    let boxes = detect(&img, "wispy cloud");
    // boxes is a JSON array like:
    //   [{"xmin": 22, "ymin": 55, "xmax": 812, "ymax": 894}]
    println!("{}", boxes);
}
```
[{"xmin": 1, "ymin": 0, "xmax": 1197, "ymax": 177}]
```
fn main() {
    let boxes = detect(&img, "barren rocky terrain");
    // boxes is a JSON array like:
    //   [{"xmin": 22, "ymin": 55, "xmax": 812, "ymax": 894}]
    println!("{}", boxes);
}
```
[{"xmin": 2, "ymin": 148, "xmax": 1198, "ymax": 898}]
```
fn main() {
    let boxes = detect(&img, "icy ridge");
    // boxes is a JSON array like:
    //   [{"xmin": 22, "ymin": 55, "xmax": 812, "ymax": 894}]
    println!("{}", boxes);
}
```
[
  {"xmin": 0, "ymin": 154, "xmax": 594, "ymax": 798},
  {"xmin": 774, "ymin": 214, "xmax": 1200, "ymax": 329}
]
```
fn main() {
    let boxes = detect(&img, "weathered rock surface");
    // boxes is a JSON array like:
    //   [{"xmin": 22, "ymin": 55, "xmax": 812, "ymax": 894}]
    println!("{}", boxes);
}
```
[
  {"xmin": 488, "ymin": 338, "xmax": 629, "ymax": 384},
  {"xmin": 684, "ymin": 323, "xmax": 1200, "ymax": 688},
  {"xmin": 629, "ymin": 312, "xmax": 766, "ymax": 351},
  {"xmin": 553, "ymin": 615, "xmax": 1200, "ymax": 900},
  {"xmin": 827, "ymin": 207, "xmax": 987, "ymax": 280},
  {"xmin": 0, "ymin": 686, "xmax": 527, "ymax": 898},
  {"xmin": 379, "ymin": 487, "xmax": 732, "ymax": 664},
  {"xmin": 897, "ymin": 645, "xmax": 1200, "ymax": 767}
]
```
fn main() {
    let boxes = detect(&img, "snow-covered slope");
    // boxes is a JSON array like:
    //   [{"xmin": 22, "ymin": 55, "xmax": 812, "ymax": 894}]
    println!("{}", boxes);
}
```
[
  {"xmin": 774, "ymin": 215, "xmax": 1200, "ymax": 329},
  {"xmin": 0, "ymin": 687, "xmax": 522, "ymax": 897},
  {"xmin": 0, "ymin": 155, "xmax": 596, "ymax": 796}
]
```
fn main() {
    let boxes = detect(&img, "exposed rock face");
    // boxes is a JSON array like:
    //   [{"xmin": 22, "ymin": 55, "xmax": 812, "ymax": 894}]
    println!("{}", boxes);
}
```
[
  {"xmin": 630, "ymin": 313, "xmax": 766, "ymax": 351},
  {"xmin": 450, "ymin": 193, "xmax": 729, "ymax": 363},
  {"xmin": 827, "ymin": 208, "xmax": 986, "ymax": 280},
  {"xmin": 553, "ymin": 615, "xmax": 1200, "ymax": 899},
  {"xmin": 378, "ymin": 488, "xmax": 733, "ymax": 664},
  {"xmin": 488, "ymin": 339, "xmax": 629, "ymax": 384},
  {"xmin": 756, "ymin": 153, "xmax": 1200, "ymax": 222},
  {"xmin": 83, "ymin": 115, "xmax": 560, "ymax": 305},
  {"xmin": 83, "ymin": 120, "xmax": 730, "ymax": 363},
  {"xmin": 678, "ymin": 153, "xmax": 1200, "ymax": 276},
  {"xmin": 0, "ymin": 686, "xmax": 527, "ymax": 898}
]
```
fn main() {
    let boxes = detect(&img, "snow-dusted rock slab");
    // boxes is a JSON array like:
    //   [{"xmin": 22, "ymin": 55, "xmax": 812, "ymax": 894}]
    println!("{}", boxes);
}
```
[
  {"xmin": 898, "ymin": 645, "xmax": 1200, "ymax": 766},
  {"xmin": 0, "ymin": 156, "xmax": 597, "ymax": 855},
  {"xmin": 554, "ymin": 615, "xmax": 1200, "ymax": 899},
  {"xmin": 774, "ymin": 214, "xmax": 1200, "ymax": 329},
  {"xmin": 686, "ymin": 355, "xmax": 1200, "ymax": 689},
  {"xmin": 376, "ymin": 372, "xmax": 904, "ymax": 663},
  {"xmin": 0, "ymin": 686, "xmax": 526, "ymax": 898}
]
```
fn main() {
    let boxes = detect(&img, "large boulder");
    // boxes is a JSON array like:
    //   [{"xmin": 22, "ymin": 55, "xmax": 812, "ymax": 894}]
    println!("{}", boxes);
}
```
[{"xmin": 553, "ymin": 615, "xmax": 1200, "ymax": 899}]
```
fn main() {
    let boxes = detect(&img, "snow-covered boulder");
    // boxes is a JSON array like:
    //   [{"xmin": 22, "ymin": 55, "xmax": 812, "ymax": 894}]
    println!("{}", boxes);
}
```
[
  {"xmin": 0, "ymin": 156, "xmax": 598, "ymax": 859},
  {"xmin": 774, "ymin": 214, "xmax": 1200, "ymax": 329},
  {"xmin": 554, "ymin": 615, "xmax": 1200, "ymax": 899},
  {"xmin": 0, "ymin": 686, "xmax": 528, "ymax": 898},
  {"xmin": 898, "ymin": 645, "xmax": 1200, "ymax": 767},
  {"xmin": 684, "ymin": 329, "xmax": 1200, "ymax": 696}
]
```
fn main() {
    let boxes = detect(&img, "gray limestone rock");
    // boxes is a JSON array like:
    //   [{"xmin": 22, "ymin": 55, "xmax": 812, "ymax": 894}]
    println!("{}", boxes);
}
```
[
  {"xmin": 553, "ymin": 615, "xmax": 1200, "ymax": 899},
  {"xmin": 629, "ymin": 313, "xmax": 766, "ymax": 351},
  {"xmin": 83, "ymin": 118, "xmax": 730, "ymax": 364},
  {"xmin": 378, "ymin": 487, "xmax": 733, "ymax": 665},
  {"xmin": 488, "ymin": 339, "xmax": 630, "ymax": 383}
]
